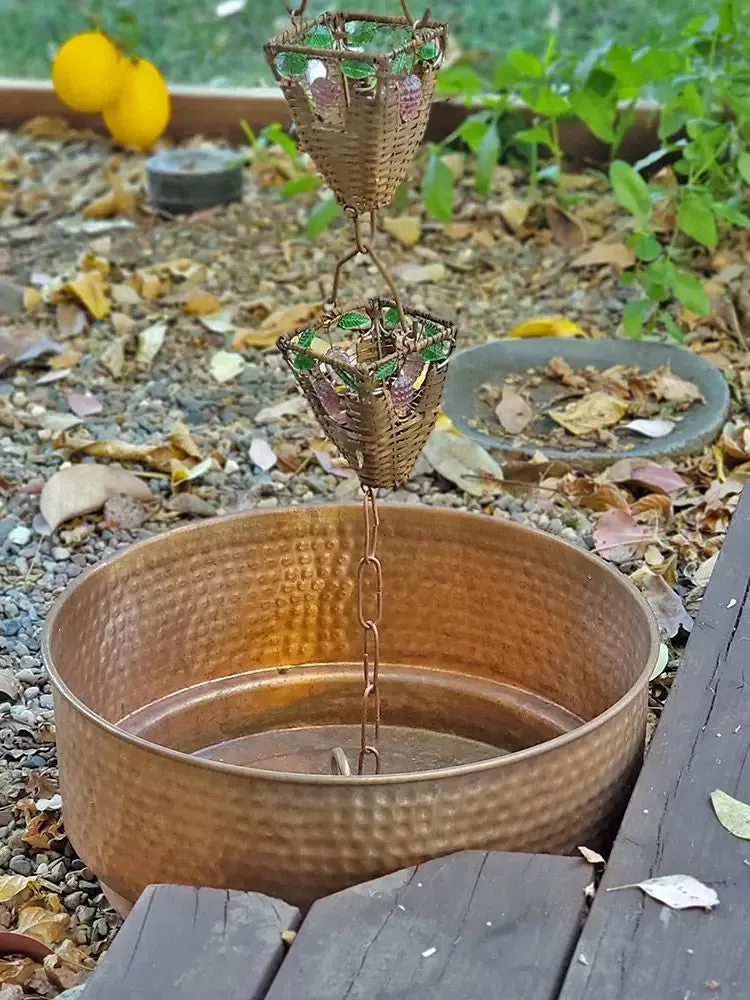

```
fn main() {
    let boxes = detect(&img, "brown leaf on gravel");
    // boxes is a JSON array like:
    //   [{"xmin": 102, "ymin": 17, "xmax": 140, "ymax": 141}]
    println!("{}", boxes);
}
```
[
  {"xmin": 544, "ymin": 199, "xmax": 587, "ymax": 246},
  {"xmin": 64, "ymin": 271, "xmax": 110, "ymax": 320},
  {"xmin": 232, "ymin": 301, "xmax": 322, "ymax": 349},
  {"xmin": 578, "ymin": 482, "xmax": 630, "ymax": 512},
  {"xmin": 495, "ymin": 387, "xmax": 533, "ymax": 434},
  {"xmin": 169, "ymin": 422, "xmax": 202, "ymax": 459},
  {"xmin": 55, "ymin": 301, "xmax": 88, "ymax": 340},
  {"xmin": 21, "ymin": 812, "xmax": 63, "ymax": 850},
  {"xmin": 15, "ymin": 907, "xmax": 68, "ymax": 947},
  {"xmin": 572, "ymin": 241, "xmax": 635, "ymax": 270},
  {"xmin": 383, "ymin": 215, "xmax": 421, "ymax": 247},
  {"xmin": 498, "ymin": 198, "xmax": 531, "ymax": 234},
  {"xmin": 631, "ymin": 493, "xmax": 672, "ymax": 519},
  {"xmin": 638, "ymin": 570, "xmax": 693, "ymax": 637},
  {"xmin": 40, "ymin": 464, "xmax": 153, "ymax": 532},
  {"xmin": 184, "ymin": 290, "xmax": 221, "ymax": 316},
  {"xmin": 63, "ymin": 438, "xmax": 181, "ymax": 474},
  {"xmin": 593, "ymin": 509, "xmax": 649, "ymax": 563},
  {"xmin": 83, "ymin": 174, "xmax": 138, "ymax": 220}
]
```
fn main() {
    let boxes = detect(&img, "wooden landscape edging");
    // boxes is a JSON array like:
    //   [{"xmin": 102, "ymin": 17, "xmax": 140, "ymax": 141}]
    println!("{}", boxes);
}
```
[
  {"xmin": 0, "ymin": 77, "xmax": 660, "ymax": 166},
  {"xmin": 557, "ymin": 483, "xmax": 750, "ymax": 1000}
]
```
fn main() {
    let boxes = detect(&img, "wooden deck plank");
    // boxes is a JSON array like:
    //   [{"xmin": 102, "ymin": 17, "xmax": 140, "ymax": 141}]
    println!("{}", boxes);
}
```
[
  {"xmin": 558, "ymin": 489, "xmax": 750, "ymax": 1000},
  {"xmin": 265, "ymin": 851, "xmax": 591, "ymax": 1000},
  {"xmin": 81, "ymin": 884, "xmax": 300, "ymax": 999}
]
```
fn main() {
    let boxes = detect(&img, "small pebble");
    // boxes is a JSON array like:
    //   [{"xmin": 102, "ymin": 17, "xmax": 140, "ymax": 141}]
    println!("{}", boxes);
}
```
[{"xmin": 9, "ymin": 855, "xmax": 33, "ymax": 876}]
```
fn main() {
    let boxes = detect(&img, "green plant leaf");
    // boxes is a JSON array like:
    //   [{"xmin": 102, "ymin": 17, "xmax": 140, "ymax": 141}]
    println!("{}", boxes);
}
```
[
  {"xmin": 436, "ymin": 65, "xmax": 485, "ymax": 96},
  {"xmin": 658, "ymin": 98, "xmax": 688, "ymax": 141},
  {"xmin": 475, "ymin": 125, "xmax": 501, "ymax": 196},
  {"xmin": 514, "ymin": 126, "xmax": 554, "ymax": 148},
  {"xmin": 281, "ymin": 175, "xmax": 322, "ymax": 198},
  {"xmin": 570, "ymin": 88, "xmax": 616, "ymax": 144},
  {"xmin": 622, "ymin": 300, "xmax": 649, "ymax": 339},
  {"xmin": 662, "ymin": 313, "xmax": 686, "ymax": 343},
  {"xmin": 306, "ymin": 196, "xmax": 343, "ymax": 241},
  {"xmin": 422, "ymin": 153, "xmax": 455, "ymax": 222},
  {"xmin": 670, "ymin": 268, "xmax": 711, "ymax": 316},
  {"xmin": 507, "ymin": 49, "xmax": 544, "ymax": 79},
  {"xmin": 677, "ymin": 192, "xmax": 718, "ymax": 249},
  {"xmin": 526, "ymin": 84, "xmax": 570, "ymax": 117},
  {"xmin": 262, "ymin": 122, "xmax": 298, "ymax": 159},
  {"xmin": 633, "ymin": 234, "xmax": 663, "ymax": 262},
  {"xmin": 739, "ymin": 152, "xmax": 750, "ymax": 185},
  {"xmin": 609, "ymin": 160, "xmax": 651, "ymax": 223},
  {"xmin": 457, "ymin": 115, "xmax": 490, "ymax": 154}
]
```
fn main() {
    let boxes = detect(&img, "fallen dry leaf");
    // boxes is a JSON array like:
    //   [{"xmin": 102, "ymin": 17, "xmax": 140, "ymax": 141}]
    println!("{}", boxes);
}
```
[
  {"xmin": 249, "ymin": 437, "xmax": 277, "ymax": 471},
  {"xmin": 15, "ymin": 907, "xmax": 68, "ymax": 946},
  {"xmin": 625, "ymin": 418, "xmax": 675, "ymax": 439},
  {"xmin": 184, "ymin": 290, "xmax": 222, "ymax": 316},
  {"xmin": 638, "ymin": 570, "xmax": 693, "ymax": 637},
  {"xmin": 594, "ymin": 509, "xmax": 648, "ymax": 563},
  {"xmin": 169, "ymin": 422, "xmax": 201, "ymax": 459},
  {"xmin": 383, "ymin": 215, "xmax": 421, "ymax": 247},
  {"xmin": 254, "ymin": 395, "xmax": 309, "ymax": 425},
  {"xmin": 632, "ymin": 465, "xmax": 686, "ymax": 494},
  {"xmin": 210, "ymin": 350, "xmax": 246, "ymax": 383},
  {"xmin": 572, "ymin": 241, "xmax": 636, "ymax": 270},
  {"xmin": 495, "ymin": 387, "xmax": 533, "ymax": 435},
  {"xmin": 232, "ymin": 301, "xmax": 322, "ymax": 350},
  {"xmin": 66, "ymin": 391, "xmax": 102, "ymax": 418},
  {"xmin": 550, "ymin": 392, "xmax": 628, "ymax": 437},
  {"xmin": 498, "ymin": 198, "xmax": 530, "ymax": 233},
  {"xmin": 630, "ymin": 493, "xmax": 672, "ymax": 519},
  {"xmin": 100, "ymin": 338, "xmax": 126, "ymax": 378},
  {"xmin": 83, "ymin": 175, "xmax": 137, "ymax": 220},
  {"xmin": 56, "ymin": 301, "xmax": 88, "ymax": 340},
  {"xmin": 64, "ymin": 271, "xmax": 110, "ymax": 320},
  {"xmin": 607, "ymin": 874, "xmax": 718, "ymax": 911},
  {"xmin": 578, "ymin": 846, "xmax": 606, "ymax": 866},
  {"xmin": 136, "ymin": 320, "xmax": 167, "ymax": 371},
  {"xmin": 40, "ymin": 464, "xmax": 153, "ymax": 532},
  {"xmin": 651, "ymin": 369, "xmax": 704, "ymax": 406},
  {"xmin": 0, "ymin": 875, "xmax": 35, "ymax": 904},
  {"xmin": 710, "ymin": 789, "xmax": 750, "ymax": 840},
  {"xmin": 508, "ymin": 316, "xmax": 586, "ymax": 338},
  {"xmin": 544, "ymin": 199, "xmax": 587, "ymax": 246},
  {"xmin": 22, "ymin": 811, "xmax": 63, "ymax": 850},
  {"xmin": 395, "ymin": 262, "xmax": 447, "ymax": 284},
  {"xmin": 424, "ymin": 428, "xmax": 504, "ymax": 497}
]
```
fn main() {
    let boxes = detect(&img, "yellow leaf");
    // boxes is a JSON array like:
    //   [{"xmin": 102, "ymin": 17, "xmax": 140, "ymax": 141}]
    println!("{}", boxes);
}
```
[
  {"xmin": 65, "ymin": 271, "xmax": 110, "ymax": 319},
  {"xmin": 184, "ymin": 290, "xmax": 221, "ymax": 316},
  {"xmin": 23, "ymin": 287, "xmax": 42, "ymax": 313},
  {"xmin": 16, "ymin": 906, "xmax": 68, "ymax": 945},
  {"xmin": 0, "ymin": 874, "xmax": 35, "ymax": 903},
  {"xmin": 383, "ymin": 215, "xmax": 422, "ymax": 247},
  {"xmin": 137, "ymin": 273, "xmax": 162, "ymax": 301},
  {"xmin": 232, "ymin": 301, "xmax": 322, "ymax": 350},
  {"xmin": 435, "ymin": 412, "xmax": 458, "ymax": 433},
  {"xmin": 169, "ymin": 422, "xmax": 202, "ymax": 459},
  {"xmin": 83, "ymin": 178, "xmax": 137, "ymax": 219},
  {"xmin": 508, "ymin": 316, "xmax": 586, "ymax": 338},
  {"xmin": 550, "ymin": 392, "xmax": 628, "ymax": 436},
  {"xmin": 498, "ymin": 198, "xmax": 530, "ymax": 234}
]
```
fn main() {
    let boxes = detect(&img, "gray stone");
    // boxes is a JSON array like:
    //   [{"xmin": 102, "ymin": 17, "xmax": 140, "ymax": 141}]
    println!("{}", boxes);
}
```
[
  {"xmin": 9, "ymin": 854, "xmax": 33, "ymax": 876},
  {"xmin": 0, "ymin": 279, "xmax": 24, "ymax": 317}
]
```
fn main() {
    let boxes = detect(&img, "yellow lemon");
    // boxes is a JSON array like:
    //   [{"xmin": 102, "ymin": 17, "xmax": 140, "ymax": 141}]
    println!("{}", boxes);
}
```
[
  {"xmin": 52, "ymin": 31, "xmax": 127, "ymax": 113},
  {"xmin": 102, "ymin": 58, "xmax": 171, "ymax": 150}
]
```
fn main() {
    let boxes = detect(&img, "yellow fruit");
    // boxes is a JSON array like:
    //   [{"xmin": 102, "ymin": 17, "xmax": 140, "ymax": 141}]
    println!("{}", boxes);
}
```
[
  {"xmin": 52, "ymin": 31, "xmax": 127, "ymax": 113},
  {"xmin": 103, "ymin": 58, "xmax": 171, "ymax": 151}
]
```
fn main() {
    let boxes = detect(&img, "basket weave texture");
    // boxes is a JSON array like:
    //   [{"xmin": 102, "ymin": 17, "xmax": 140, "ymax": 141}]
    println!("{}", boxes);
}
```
[
  {"xmin": 278, "ymin": 297, "xmax": 456, "ymax": 489},
  {"xmin": 265, "ymin": 13, "xmax": 447, "ymax": 212}
]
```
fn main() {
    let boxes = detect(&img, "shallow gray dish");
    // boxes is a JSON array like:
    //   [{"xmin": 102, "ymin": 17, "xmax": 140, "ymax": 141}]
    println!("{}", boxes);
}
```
[
  {"xmin": 147, "ymin": 148, "xmax": 244, "ymax": 215},
  {"xmin": 443, "ymin": 338, "xmax": 730, "ymax": 463}
]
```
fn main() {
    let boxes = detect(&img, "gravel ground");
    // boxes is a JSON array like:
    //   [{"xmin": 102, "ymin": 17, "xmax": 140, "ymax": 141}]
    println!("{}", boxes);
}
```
[{"xmin": 0, "ymin": 121, "xmax": 740, "ymax": 993}]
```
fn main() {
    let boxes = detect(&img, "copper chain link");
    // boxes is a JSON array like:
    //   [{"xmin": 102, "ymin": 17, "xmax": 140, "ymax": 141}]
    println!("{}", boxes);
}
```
[{"xmin": 356, "ymin": 486, "xmax": 382, "ymax": 774}]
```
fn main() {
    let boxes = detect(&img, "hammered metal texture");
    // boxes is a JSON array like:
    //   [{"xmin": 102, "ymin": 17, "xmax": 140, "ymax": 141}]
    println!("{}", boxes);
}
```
[{"xmin": 44, "ymin": 506, "xmax": 658, "ymax": 911}]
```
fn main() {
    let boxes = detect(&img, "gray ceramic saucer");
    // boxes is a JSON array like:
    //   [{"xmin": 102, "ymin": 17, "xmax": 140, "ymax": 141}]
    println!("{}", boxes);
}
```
[{"xmin": 443, "ymin": 338, "xmax": 730, "ymax": 463}]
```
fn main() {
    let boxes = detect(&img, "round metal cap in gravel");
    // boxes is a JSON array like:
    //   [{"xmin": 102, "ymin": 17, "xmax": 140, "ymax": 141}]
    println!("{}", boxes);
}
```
[
  {"xmin": 443, "ymin": 338, "xmax": 730, "ymax": 463},
  {"xmin": 147, "ymin": 148, "xmax": 244, "ymax": 215}
]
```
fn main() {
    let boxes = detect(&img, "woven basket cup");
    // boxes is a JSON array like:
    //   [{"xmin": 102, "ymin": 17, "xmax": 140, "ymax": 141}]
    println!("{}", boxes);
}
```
[
  {"xmin": 264, "ymin": 12, "xmax": 447, "ymax": 213},
  {"xmin": 278, "ymin": 297, "xmax": 456, "ymax": 489}
]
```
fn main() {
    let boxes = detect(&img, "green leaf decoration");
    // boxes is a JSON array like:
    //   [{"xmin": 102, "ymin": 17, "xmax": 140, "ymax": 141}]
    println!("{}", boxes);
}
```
[
  {"xmin": 337, "ymin": 311, "xmax": 371, "ymax": 330},
  {"xmin": 419, "ymin": 38, "xmax": 439, "ymax": 60},
  {"xmin": 424, "ymin": 322, "xmax": 441, "ymax": 337},
  {"xmin": 292, "ymin": 353, "xmax": 317, "ymax": 372},
  {"xmin": 341, "ymin": 59, "xmax": 375, "ymax": 80},
  {"xmin": 392, "ymin": 51, "xmax": 415, "ymax": 74},
  {"xmin": 420, "ymin": 341, "xmax": 450, "ymax": 362},
  {"xmin": 346, "ymin": 20, "xmax": 377, "ymax": 46},
  {"xmin": 276, "ymin": 52, "xmax": 309, "ymax": 78},
  {"xmin": 331, "ymin": 366, "xmax": 357, "ymax": 390},
  {"xmin": 297, "ymin": 328, "xmax": 316, "ymax": 348},
  {"xmin": 382, "ymin": 307, "xmax": 401, "ymax": 328},
  {"xmin": 303, "ymin": 24, "xmax": 333, "ymax": 49},
  {"xmin": 373, "ymin": 358, "xmax": 398, "ymax": 382}
]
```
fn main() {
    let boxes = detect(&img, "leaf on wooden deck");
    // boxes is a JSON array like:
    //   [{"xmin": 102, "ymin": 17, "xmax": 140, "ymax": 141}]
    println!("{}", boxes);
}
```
[
  {"xmin": 710, "ymin": 789, "xmax": 750, "ymax": 840},
  {"xmin": 607, "ymin": 874, "xmax": 719, "ymax": 910}
]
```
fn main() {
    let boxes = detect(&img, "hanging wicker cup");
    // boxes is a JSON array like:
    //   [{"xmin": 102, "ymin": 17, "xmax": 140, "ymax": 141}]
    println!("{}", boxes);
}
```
[
  {"xmin": 278, "ymin": 297, "xmax": 456, "ymax": 489},
  {"xmin": 264, "ymin": 12, "xmax": 447, "ymax": 213}
]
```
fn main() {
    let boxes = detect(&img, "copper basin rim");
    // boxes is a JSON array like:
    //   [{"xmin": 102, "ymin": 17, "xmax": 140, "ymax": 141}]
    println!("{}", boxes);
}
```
[{"xmin": 42, "ymin": 504, "xmax": 659, "ymax": 910}]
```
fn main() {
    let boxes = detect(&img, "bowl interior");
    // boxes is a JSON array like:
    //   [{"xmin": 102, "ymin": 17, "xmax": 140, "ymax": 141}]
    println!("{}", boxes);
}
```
[{"xmin": 45, "ymin": 505, "xmax": 656, "ymax": 775}]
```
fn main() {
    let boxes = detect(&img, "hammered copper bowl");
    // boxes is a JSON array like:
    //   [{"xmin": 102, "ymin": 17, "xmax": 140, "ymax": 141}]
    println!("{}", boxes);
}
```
[{"xmin": 43, "ymin": 505, "xmax": 658, "ymax": 911}]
